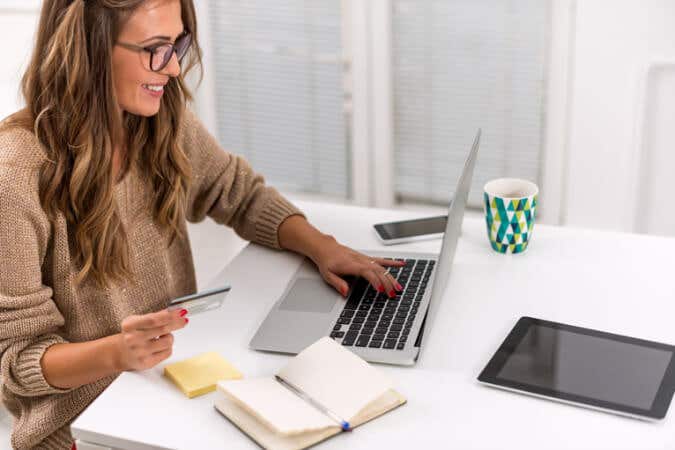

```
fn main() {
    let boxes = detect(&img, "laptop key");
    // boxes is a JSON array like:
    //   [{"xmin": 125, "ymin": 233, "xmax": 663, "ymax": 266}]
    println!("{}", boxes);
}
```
[
  {"xmin": 356, "ymin": 336, "xmax": 370, "ymax": 347},
  {"xmin": 352, "ymin": 317, "xmax": 365, "ymax": 324},
  {"xmin": 373, "ymin": 333, "xmax": 386, "ymax": 341},
  {"xmin": 341, "ymin": 310, "xmax": 355, "ymax": 318},
  {"xmin": 333, "ymin": 324, "xmax": 342, "ymax": 331},
  {"xmin": 397, "ymin": 343, "xmax": 405, "ymax": 350},
  {"xmin": 390, "ymin": 324, "xmax": 403, "ymax": 332},
  {"xmin": 344, "ymin": 298, "xmax": 360, "ymax": 310},
  {"xmin": 338, "ymin": 318, "xmax": 351, "ymax": 325},
  {"xmin": 361, "ymin": 327, "xmax": 374, "ymax": 335},
  {"xmin": 330, "ymin": 331, "xmax": 345, "ymax": 338},
  {"xmin": 383, "ymin": 339, "xmax": 397, "ymax": 349},
  {"xmin": 369, "ymin": 340, "xmax": 383, "ymax": 348}
]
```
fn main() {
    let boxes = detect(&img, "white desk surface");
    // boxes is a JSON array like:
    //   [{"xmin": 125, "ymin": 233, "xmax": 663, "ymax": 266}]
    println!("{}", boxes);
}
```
[{"xmin": 72, "ymin": 201, "xmax": 675, "ymax": 450}]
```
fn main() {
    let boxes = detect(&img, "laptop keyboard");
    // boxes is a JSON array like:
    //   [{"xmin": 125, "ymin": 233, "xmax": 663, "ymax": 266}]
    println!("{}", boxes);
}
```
[{"xmin": 330, "ymin": 259, "xmax": 434, "ymax": 351}]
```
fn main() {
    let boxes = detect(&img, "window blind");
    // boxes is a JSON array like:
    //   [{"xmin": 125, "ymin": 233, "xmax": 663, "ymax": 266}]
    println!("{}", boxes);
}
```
[
  {"xmin": 392, "ymin": 0, "xmax": 550, "ymax": 206},
  {"xmin": 206, "ymin": 0, "xmax": 349, "ymax": 197}
]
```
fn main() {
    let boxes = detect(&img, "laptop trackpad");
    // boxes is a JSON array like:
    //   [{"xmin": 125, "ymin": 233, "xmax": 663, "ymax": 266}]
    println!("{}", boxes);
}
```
[{"xmin": 279, "ymin": 278, "xmax": 338, "ymax": 313}]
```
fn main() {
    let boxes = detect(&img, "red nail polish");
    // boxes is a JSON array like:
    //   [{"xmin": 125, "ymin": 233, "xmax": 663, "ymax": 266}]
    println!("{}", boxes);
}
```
[
  {"xmin": 179, "ymin": 309, "xmax": 188, "ymax": 317},
  {"xmin": 377, "ymin": 285, "xmax": 384, "ymax": 293},
  {"xmin": 184, "ymin": 317, "xmax": 189, "ymax": 324},
  {"xmin": 342, "ymin": 287, "xmax": 348, "ymax": 297},
  {"xmin": 388, "ymin": 290, "xmax": 396, "ymax": 297},
  {"xmin": 396, "ymin": 283, "xmax": 403, "ymax": 291}
]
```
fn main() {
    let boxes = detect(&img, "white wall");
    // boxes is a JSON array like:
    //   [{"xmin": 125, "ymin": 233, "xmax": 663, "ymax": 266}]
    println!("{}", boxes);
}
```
[
  {"xmin": 0, "ymin": 3, "xmax": 40, "ymax": 119},
  {"xmin": 561, "ymin": 0, "xmax": 675, "ymax": 234}
]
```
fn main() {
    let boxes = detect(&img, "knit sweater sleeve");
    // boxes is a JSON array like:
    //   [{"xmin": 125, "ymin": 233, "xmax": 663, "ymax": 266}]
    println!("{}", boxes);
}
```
[
  {"xmin": 180, "ymin": 108, "xmax": 305, "ymax": 249},
  {"xmin": 0, "ymin": 129, "xmax": 74, "ymax": 397}
]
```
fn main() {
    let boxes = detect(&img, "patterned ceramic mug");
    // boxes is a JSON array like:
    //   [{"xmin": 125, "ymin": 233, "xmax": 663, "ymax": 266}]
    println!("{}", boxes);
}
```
[{"xmin": 483, "ymin": 178, "xmax": 539, "ymax": 254}]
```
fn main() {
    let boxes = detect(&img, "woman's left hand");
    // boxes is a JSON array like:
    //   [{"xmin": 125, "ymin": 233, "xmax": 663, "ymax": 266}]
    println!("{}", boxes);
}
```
[{"xmin": 309, "ymin": 236, "xmax": 407, "ymax": 298}]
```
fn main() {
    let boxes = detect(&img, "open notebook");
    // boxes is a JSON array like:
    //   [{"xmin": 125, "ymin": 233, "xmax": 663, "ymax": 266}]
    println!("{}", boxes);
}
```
[{"xmin": 214, "ymin": 337, "xmax": 406, "ymax": 450}]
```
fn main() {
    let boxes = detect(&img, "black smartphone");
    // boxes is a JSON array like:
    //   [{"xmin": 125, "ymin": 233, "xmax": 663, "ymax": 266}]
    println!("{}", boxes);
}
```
[{"xmin": 373, "ymin": 215, "xmax": 447, "ymax": 245}]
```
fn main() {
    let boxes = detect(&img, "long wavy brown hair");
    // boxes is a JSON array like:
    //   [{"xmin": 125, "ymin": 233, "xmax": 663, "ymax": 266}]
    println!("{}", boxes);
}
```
[{"xmin": 1, "ymin": 0, "xmax": 203, "ymax": 287}]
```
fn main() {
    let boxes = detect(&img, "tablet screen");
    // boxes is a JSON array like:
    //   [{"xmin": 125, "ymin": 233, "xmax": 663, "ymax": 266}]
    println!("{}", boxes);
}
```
[
  {"xmin": 497, "ymin": 325, "xmax": 672, "ymax": 410},
  {"xmin": 479, "ymin": 317, "xmax": 675, "ymax": 420}
]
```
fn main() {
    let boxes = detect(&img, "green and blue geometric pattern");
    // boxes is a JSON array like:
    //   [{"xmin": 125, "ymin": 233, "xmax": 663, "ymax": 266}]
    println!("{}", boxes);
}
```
[{"xmin": 483, "ymin": 193, "xmax": 538, "ymax": 254}]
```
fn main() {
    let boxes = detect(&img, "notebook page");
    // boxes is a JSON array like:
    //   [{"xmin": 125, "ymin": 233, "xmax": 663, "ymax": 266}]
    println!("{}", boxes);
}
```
[
  {"xmin": 217, "ymin": 378, "xmax": 336, "ymax": 435},
  {"xmin": 276, "ymin": 337, "xmax": 394, "ymax": 421}
]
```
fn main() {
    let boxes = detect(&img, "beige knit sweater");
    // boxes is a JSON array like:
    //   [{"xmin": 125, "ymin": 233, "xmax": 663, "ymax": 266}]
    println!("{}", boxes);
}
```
[{"xmin": 0, "ymin": 109, "xmax": 303, "ymax": 449}]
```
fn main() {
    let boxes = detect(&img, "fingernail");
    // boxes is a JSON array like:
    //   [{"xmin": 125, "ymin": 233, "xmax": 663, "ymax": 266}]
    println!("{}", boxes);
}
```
[
  {"xmin": 184, "ymin": 317, "xmax": 189, "ymax": 324},
  {"xmin": 341, "ymin": 287, "xmax": 348, "ymax": 297},
  {"xmin": 377, "ymin": 285, "xmax": 384, "ymax": 293},
  {"xmin": 388, "ymin": 290, "xmax": 395, "ymax": 298},
  {"xmin": 179, "ymin": 309, "xmax": 188, "ymax": 317},
  {"xmin": 396, "ymin": 283, "xmax": 403, "ymax": 291}
]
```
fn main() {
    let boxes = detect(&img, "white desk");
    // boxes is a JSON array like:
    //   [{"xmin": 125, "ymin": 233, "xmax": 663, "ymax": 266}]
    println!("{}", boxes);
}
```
[{"xmin": 72, "ymin": 201, "xmax": 675, "ymax": 450}]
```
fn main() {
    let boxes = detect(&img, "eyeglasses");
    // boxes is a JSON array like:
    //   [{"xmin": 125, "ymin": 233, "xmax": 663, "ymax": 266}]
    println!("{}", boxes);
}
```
[{"xmin": 117, "ymin": 31, "xmax": 192, "ymax": 72}]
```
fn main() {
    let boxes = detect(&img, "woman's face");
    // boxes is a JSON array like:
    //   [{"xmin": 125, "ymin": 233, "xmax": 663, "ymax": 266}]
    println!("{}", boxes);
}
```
[{"xmin": 112, "ymin": 0, "xmax": 184, "ymax": 118}]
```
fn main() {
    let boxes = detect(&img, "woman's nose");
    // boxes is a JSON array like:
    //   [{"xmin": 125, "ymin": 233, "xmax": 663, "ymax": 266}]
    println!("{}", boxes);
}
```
[{"xmin": 162, "ymin": 51, "xmax": 181, "ymax": 77}]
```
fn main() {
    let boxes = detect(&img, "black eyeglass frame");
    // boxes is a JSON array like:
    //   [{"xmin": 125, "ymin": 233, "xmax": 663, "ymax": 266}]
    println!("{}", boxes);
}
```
[{"xmin": 116, "ymin": 31, "xmax": 192, "ymax": 72}]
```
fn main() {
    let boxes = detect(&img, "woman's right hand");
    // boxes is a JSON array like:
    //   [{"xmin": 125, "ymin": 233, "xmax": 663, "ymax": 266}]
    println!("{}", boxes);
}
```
[{"xmin": 115, "ymin": 309, "xmax": 189, "ymax": 371}]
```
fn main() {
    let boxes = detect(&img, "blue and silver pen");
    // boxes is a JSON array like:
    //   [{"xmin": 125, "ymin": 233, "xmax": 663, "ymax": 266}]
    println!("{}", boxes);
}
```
[{"xmin": 274, "ymin": 375, "xmax": 351, "ymax": 431}]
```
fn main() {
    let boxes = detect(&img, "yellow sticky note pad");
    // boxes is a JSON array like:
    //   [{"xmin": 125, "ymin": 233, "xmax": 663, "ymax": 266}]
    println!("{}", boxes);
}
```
[{"xmin": 164, "ymin": 352, "xmax": 243, "ymax": 398}]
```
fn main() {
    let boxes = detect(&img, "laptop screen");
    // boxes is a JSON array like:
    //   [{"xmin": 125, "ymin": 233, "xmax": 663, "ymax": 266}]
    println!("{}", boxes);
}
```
[{"xmin": 416, "ymin": 130, "xmax": 480, "ymax": 352}]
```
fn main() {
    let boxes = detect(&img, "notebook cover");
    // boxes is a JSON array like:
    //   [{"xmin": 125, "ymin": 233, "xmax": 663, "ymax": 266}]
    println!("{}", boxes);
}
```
[{"xmin": 214, "ymin": 386, "xmax": 406, "ymax": 450}]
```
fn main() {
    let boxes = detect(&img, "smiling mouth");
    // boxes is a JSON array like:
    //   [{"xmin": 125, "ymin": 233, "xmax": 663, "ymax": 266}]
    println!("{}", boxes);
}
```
[{"xmin": 142, "ymin": 84, "xmax": 165, "ymax": 92}]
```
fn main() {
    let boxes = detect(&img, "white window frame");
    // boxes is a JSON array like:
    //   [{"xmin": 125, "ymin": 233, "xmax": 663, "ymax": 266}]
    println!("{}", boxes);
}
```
[{"xmin": 350, "ymin": 0, "xmax": 575, "ymax": 224}]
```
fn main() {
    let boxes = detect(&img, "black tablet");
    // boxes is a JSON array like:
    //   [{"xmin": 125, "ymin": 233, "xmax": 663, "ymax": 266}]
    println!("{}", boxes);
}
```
[{"xmin": 478, "ymin": 317, "xmax": 675, "ymax": 421}]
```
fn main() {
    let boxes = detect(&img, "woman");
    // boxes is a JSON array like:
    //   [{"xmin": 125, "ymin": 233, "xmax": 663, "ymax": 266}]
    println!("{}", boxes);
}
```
[{"xmin": 0, "ymin": 1, "xmax": 405, "ymax": 448}]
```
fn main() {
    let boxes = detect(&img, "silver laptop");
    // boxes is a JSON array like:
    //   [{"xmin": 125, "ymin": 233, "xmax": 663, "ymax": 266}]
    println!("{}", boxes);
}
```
[{"xmin": 250, "ymin": 130, "xmax": 480, "ymax": 365}]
